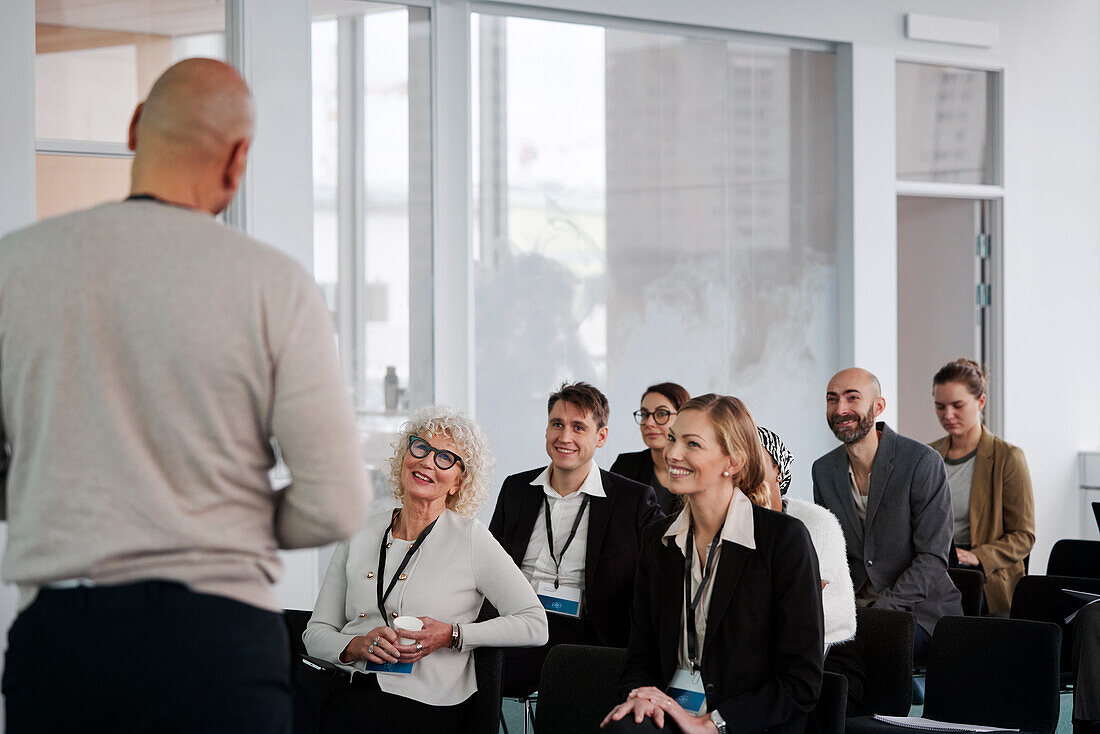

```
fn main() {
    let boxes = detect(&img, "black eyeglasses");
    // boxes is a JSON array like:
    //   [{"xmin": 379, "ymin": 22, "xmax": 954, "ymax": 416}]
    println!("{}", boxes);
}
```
[
  {"xmin": 634, "ymin": 409, "xmax": 676, "ymax": 426},
  {"xmin": 408, "ymin": 436, "xmax": 465, "ymax": 471}
]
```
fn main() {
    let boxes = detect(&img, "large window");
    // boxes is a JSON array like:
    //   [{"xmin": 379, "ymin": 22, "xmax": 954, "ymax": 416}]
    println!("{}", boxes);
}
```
[
  {"xmin": 34, "ymin": 1, "xmax": 226, "ymax": 219},
  {"xmin": 311, "ymin": 2, "xmax": 433, "ymax": 505},
  {"xmin": 473, "ymin": 15, "xmax": 839, "ymax": 495}
]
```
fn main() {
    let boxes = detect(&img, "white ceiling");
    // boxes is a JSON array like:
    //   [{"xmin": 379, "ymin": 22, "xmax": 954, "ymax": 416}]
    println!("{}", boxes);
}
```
[{"xmin": 36, "ymin": 0, "xmax": 226, "ymax": 37}]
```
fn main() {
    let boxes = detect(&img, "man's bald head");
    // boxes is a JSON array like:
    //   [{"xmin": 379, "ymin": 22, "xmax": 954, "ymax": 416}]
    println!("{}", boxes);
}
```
[
  {"xmin": 827, "ymin": 368, "xmax": 882, "ymax": 401},
  {"xmin": 128, "ymin": 58, "xmax": 254, "ymax": 214}
]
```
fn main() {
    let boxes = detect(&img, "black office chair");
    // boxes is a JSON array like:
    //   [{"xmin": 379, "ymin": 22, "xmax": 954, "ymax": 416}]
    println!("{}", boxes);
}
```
[
  {"xmin": 948, "ymin": 567, "xmax": 986, "ymax": 616},
  {"xmin": 1010, "ymin": 574, "xmax": 1100, "ymax": 689},
  {"xmin": 813, "ymin": 671, "xmax": 848, "ymax": 734},
  {"xmin": 535, "ymin": 644, "xmax": 627, "ymax": 734},
  {"xmin": 851, "ymin": 607, "xmax": 914, "ymax": 716},
  {"xmin": 283, "ymin": 609, "xmax": 503, "ymax": 734},
  {"xmin": 283, "ymin": 608, "xmax": 312, "ymax": 663},
  {"xmin": 849, "ymin": 616, "xmax": 1061, "ymax": 734},
  {"xmin": 1046, "ymin": 538, "xmax": 1100, "ymax": 579}
]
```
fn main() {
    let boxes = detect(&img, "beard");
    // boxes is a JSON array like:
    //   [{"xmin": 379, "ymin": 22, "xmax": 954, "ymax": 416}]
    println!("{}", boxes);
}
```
[{"xmin": 829, "ymin": 408, "xmax": 877, "ymax": 444}]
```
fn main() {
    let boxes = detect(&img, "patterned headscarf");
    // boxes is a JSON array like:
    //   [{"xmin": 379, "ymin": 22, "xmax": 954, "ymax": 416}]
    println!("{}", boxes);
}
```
[{"xmin": 756, "ymin": 426, "xmax": 793, "ymax": 496}]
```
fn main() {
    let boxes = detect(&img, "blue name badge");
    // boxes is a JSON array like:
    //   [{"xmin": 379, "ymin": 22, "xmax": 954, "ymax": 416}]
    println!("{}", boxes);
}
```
[
  {"xmin": 363, "ymin": 660, "xmax": 414, "ymax": 675},
  {"xmin": 537, "ymin": 582, "xmax": 582, "ymax": 617},
  {"xmin": 667, "ymin": 668, "xmax": 707, "ymax": 715}
]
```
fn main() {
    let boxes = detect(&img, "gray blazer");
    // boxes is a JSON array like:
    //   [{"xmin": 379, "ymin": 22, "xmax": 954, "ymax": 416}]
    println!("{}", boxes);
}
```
[{"xmin": 812, "ymin": 422, "xmax": 961, "ymax": 635}]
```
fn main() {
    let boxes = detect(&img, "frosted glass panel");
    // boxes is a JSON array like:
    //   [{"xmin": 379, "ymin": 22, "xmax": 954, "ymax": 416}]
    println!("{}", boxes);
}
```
[
  {"xmin": 473, "ymin": 17, "xmax": 840, "ymax": 508},
  {"xmin": 896, "ymin": 61, "xmax": 997, "ymax": 185}
]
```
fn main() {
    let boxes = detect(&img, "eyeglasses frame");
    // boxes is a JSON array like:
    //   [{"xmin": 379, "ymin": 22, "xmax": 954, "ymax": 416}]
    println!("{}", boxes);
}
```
[{"xmin": 407, "ymin": 435, "xmax": 466, "ymax": 472}]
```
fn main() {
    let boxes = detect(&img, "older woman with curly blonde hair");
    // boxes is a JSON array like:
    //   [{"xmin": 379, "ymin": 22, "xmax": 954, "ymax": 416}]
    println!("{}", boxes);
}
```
[{"xmin": 298, "ymin": 406, "xmax": 548, "ymax": 734}]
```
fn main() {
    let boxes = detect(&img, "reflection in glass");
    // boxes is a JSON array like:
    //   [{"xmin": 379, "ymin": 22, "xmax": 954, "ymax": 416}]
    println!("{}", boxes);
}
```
[
  {"xmin": 473, "ymin": 16, "xmax": 839, "ymax": 506},
  {"xmin": 35, "ymin": 1, "xmax": 226, "ymax": 143},
  {"xmin": 35, "ymin": 154, "xmax": 131, "ymax": 220},
  {"xmin": 896, "ymin": 62, "xmax": 996, "ymax": 185}
]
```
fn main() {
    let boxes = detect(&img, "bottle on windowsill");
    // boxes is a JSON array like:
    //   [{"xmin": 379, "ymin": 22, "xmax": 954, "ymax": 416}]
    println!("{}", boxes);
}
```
[{"xmin": 384, "ymin": 366, "xmax": 399, "ymax": 413}]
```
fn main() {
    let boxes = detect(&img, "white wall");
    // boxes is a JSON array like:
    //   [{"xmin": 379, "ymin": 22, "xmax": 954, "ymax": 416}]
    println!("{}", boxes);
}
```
[{"xmin": 0, "ymin": 0, "xmax": 1098, "ymax": 677}]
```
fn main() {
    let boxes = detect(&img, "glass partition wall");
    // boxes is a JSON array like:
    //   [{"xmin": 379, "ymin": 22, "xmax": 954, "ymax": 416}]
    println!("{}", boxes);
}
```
[
  {"xmin": 311, "ymin": 2, "xmax": 433, "ymax": 509},
  {"xmin": 34, "ymin": 0, "xmax": 226, "ymax": 220},
  {"xmin": 472, "ymin": 14, "xmax": 840, "ymax": 496}
]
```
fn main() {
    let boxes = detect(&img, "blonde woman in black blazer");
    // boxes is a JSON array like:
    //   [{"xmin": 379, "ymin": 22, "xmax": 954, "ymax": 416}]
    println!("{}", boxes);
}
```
[{"xmin": 602, "ymin": 395, "xmax": 823, "ymax": 734}]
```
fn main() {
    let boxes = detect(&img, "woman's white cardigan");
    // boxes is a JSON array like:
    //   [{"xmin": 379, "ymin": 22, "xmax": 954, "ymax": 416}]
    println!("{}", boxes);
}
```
[
  {"xmin": 786, "ymin": 499, "xmax": 857, "ymax": 647},
  {"xmin": 304, "ymin": 509, "xmax": 549, "ymax": 706}
]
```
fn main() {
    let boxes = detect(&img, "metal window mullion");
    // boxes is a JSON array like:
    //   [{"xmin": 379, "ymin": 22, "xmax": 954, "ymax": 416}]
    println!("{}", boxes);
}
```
[
  {"xmin": 224, "ymin": 0, "xmax": 248, "ymax": 232},
  {"xmin": 337, "ymin": 17, "xmax": 367, "ymax": 408}
]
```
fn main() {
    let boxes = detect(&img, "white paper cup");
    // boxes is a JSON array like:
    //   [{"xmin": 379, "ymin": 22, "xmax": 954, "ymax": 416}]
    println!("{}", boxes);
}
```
[{"xmin": 394, "ymin": 615, "xmax": 424, "ymax": 645}]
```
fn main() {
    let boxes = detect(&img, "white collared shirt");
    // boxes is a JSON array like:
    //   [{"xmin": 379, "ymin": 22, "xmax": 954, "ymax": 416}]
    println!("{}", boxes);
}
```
[
  {"xmin": 519, "ymin": 461, "xmax": 606, "ymax": 595},
  {"xmin": 662, "ymin": 489, "xmax": 756, "ymax": 691}
]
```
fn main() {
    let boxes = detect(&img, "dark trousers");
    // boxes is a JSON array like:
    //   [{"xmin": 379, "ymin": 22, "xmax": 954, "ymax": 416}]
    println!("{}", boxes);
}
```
[
  {"xmin": 603, "ymin": 715, "xmax": 684, "ymax": 733},
  {"xmin": 1074, "ymin": 601, "xmax": 1100, "ymax": 723},
  {"xmin": 501, "ymin": 612, "xmax": 592, "ymax": 697},
  {"xmin": 293, "ymin": 662, "xmax": 469, "ymax": 734},
  {"xmin": 3, "ymin": 580, "xmax": 290, "ymax": 734}
]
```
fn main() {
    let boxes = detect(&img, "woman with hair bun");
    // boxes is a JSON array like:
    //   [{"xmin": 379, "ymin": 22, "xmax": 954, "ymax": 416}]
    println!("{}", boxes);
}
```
[
  {"xmin": 602, "ymin": 394, "xmax": 823, "ymax": 734},
  {"xmin": 612, "ymin": 382, "xmax": 691, "ymax": 514},
  {"xmin": 929, "ymin": 359, "xmax": 1035, "ymax": 614}
]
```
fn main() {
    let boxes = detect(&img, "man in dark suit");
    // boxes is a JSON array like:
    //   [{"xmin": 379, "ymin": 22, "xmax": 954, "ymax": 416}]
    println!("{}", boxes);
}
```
[
  {"xmin": 488, "ymin": 382, "xmax": 662, "ymax": 696},
  {"xmin": 812, "ymin": 368, "xmax": 961, "ymax": 660}
]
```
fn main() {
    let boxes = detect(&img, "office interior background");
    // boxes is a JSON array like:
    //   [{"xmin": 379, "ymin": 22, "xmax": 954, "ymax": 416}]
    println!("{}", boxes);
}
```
[{"xmin": 2, "ymin": 0, "xmax": 1099, "ymax": 716}]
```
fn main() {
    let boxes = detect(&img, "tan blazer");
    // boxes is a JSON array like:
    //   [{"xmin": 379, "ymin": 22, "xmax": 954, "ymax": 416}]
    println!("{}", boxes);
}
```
[{"xmin": 930, "ymin": 426, "xmax": 1036, "ymax": 613}]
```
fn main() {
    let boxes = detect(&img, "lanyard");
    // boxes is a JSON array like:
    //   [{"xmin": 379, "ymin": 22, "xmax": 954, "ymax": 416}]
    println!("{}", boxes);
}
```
[
  {"xmin": 544, "ymin": 493, "xmax": 590, "ymax": 589},
  {"xmin": 376, "ymin": 512, "xmax": 439, "ymax": 626},
  {"xmin": 684, "ymin": 526, "xmax": 722, "ymax": 672}
]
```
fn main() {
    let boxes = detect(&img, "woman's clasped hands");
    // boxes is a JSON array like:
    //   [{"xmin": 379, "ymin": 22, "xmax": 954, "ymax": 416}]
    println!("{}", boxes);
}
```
[
  {"xmin": 341, "ymin": 616, "xmax": 454, "ymax": 666},
  {"xmin": 600, "ymin": 687, "xmax": 719, "ymax": 733}
]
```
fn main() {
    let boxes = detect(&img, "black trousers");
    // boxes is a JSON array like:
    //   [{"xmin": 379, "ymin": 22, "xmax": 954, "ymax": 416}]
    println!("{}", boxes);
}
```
[
  {"xmin": 3, "ymin": 580, "xmax": 290, "ymax": 734},
  {"xmin": 1074, "ymin": 600, "xmax": 1100, "ymax": 723},
  {"xmin": 293, "ymin": 662, "xmax": 469, "ymax": 734},
  {"xmin": 500, "ymin": 612, "xmax": 593, "ymax": 697}
]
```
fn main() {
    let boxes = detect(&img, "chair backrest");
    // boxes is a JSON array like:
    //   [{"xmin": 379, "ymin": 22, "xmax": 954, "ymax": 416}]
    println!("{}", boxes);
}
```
[
  {"xmin": 1046, "ymin": 539, "xmax": 1100, "ymax": 579},
  {"xmin": 947, "ymin": 568, "xmax": 985, "ymax": 616},
  {"xmin": 854, "ymin": 607, "xmax": 914, "ymax": 716},
  {"xmin": 813, "ymin": 671, "xmax": 847, "ymax": 734},
  {"xmin": 283, "ymin": 608, "xmax": 312, "ymax": 660},
  {"xmin": 536, "ymin": 644, "xmax": 627, "ymax": 734},
  {"xmin": 466, "ymin": 647, "xmax": 503, "ymax": 734},
  {"xmin": 925, "ymin": 616, "xmax": 1061, "ymax": 734},
  {"xmin": 1010, "ymin": 574, "xmax": 1100, "ymax": 681}
]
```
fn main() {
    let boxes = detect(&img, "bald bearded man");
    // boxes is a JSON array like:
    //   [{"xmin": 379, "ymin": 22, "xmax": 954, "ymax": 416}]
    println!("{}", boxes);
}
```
[
  {"xmin": 812, "ymin": 369, "xmax": 961, "ymax": 662},
  {"xmin": 0, "ymin": 59, "xmax": 368, "ymax": 732}
]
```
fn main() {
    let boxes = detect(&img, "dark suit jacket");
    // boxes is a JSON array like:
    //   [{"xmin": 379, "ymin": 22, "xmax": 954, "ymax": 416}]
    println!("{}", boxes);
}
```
[
  {"xmin": 618, "ymin": 506, "xmax": 825, "ymax": 734},
  {"xmin": 487, "ymin": 467, "xmax": 662, "ymax": 647},
  {"xmin": 610, "ymin": 449, "xmax": 677, "ymax": 515},
  {"xmin": 812, "ymin": 422, "xmax": 962, "ymax": 635}
]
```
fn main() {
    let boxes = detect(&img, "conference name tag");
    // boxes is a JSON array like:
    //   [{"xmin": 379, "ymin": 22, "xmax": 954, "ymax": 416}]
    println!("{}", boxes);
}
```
[
  {"xmin": 536, "ymin": 582, "xmax": 582, "ymax": 617},
  {"xmin": 667, "ymin": 668, "xmax": 706, "ymax": 715},
  {"xmin": 364, "ymin": 660, "xmax": 414, "ymax": 675}
]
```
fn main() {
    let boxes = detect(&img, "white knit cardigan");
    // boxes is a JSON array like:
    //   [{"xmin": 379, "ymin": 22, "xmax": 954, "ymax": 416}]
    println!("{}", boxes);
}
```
[{"xmin": 786, "ymin": 499, "xmax": 857, "ymax": 647}]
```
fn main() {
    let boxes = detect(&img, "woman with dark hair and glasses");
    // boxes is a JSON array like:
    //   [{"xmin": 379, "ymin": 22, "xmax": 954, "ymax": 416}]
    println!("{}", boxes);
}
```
[
  {"xmin": 612, "ymin": 382, "xmax": 690, "ymax": 514},
  {"xmin": 295, "ymin": 406, "xmax": 548, "ymax": 733}
]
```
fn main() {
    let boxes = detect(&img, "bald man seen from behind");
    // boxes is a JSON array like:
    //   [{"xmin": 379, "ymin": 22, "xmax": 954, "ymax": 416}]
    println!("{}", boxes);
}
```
[{"xmin": 0, "ymin": 59, "xmax": 369, "ymax": 733}]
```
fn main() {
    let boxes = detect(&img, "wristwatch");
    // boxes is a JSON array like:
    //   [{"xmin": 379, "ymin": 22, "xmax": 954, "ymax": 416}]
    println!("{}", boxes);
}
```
[{"xmin": 710, "ymin": 710, "xmax": 727, "ymax": 734}]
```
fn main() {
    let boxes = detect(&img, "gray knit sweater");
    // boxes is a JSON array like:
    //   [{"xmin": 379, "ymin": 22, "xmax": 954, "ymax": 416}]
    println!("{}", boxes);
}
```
[{"xmin": 0, "ymin": 200, "xmax": 369, "ymax": 612}]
